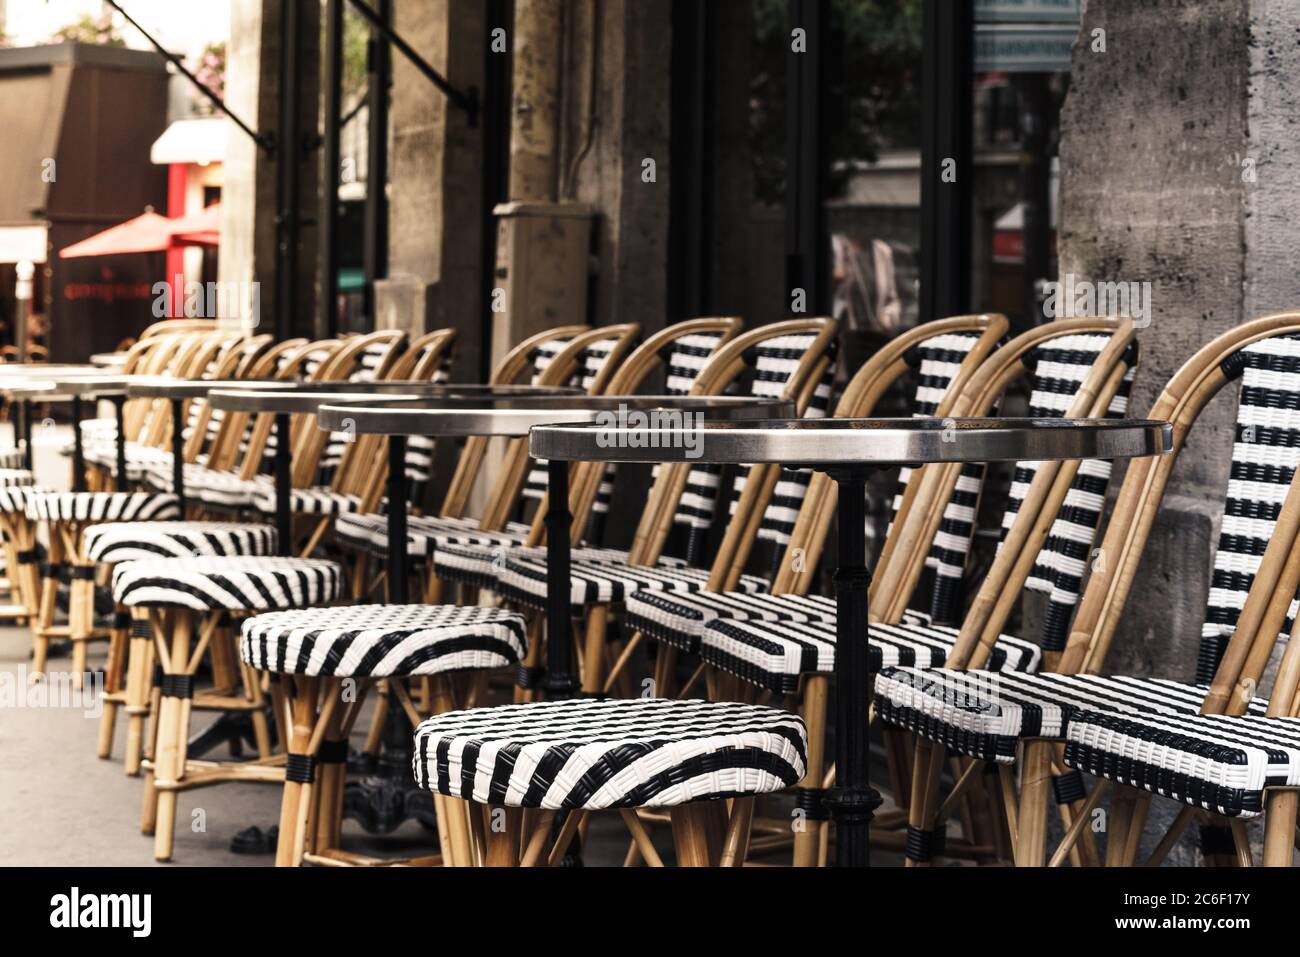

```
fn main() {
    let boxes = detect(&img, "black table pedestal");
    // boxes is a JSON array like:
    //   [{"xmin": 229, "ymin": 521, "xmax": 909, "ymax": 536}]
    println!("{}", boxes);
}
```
[
  {"xmin": 171, "ymin": 398, "xmax": 187, "ymax": 514},
  {"xmin": 111, "ymin": 395, "xmax": 128, "ymax": 492},
  {"xmin": 70, "ymin": 395, "xmax": 86, "ymax": 493},
  {"xmin": 543, "ymin": 458, "xmax": 580, "ymax": 700},
  {"xmin": 824, "ymin": 469, "xmax": 883, "ymax": 868},
  {"xmin": 273, "ymin": 413, "xmax": 291, "ymax": 554},
  {"xmin": 343, "ymin": 435, "xmax": 434, "ymax": 836}
]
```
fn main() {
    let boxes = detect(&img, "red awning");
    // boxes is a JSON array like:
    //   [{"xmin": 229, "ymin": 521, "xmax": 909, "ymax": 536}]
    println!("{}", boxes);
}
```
[{"xmin": 58, "ymin": 205, "xmax": 221, "ymax": 259}]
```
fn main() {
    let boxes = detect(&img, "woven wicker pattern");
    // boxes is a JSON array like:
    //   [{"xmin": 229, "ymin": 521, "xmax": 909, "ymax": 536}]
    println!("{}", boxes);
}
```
[
  {"xmin": 412, "ymin": 698, "xmax": 808, "ymax": 810},
  {"xmin": 698, "ymin": 616, "xmax": 1040, "ymax": 695},
  {"xmin": 1064, "ymin": 708, "xmax": 1300, "ymax": 817},
  {"xmin": 84, "ymin": 521, "xmax": 277, "ymax": 563},
  {"xmin": 241, "ymin": 603, "xmax": 526, "ymax": 677},
  {"xmin": 26, "ymin": 491, "xmax": 180, "ymax": 523},
  {"xmin": 873, "ymin": 668, "xmax": 1270, "ymax": 765},
  {"xmin": 625, "ymin": 590, "xmax": 836, "ymax": 652},
  {"xmin": 497, "ymin": 546, "xmax": 766, "ymax": 609},
  {"xmin": 112, "ymin": 555, "xmax": 341, "ymax": 610}
]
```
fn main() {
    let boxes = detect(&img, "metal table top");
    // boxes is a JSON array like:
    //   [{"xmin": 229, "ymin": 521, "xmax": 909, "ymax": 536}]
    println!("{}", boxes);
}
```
[
  {"xmin": 0, "ymin": 364, "xmax": 104, "ymax": 378},
  {"xmin": 127, "ymin": 378, "xmax": 287, "ymax": 399},
  {"xmin": 530, "ymin": 416, "xmax": 1174, "ymax": 466},
  {"xmin": 90, "ymin": 352, "xmax": 128, "ymax": 369},
  {"xmin": 316, "ymin": 395, "xmax": 798, "ymax": 438},
  {"xmin": 210, "ymin": 383, "xmax": 581, "ymax": 415},
  {"xmin": 0, "ymin": 374, "xmax": 135, "ymax": 400}
]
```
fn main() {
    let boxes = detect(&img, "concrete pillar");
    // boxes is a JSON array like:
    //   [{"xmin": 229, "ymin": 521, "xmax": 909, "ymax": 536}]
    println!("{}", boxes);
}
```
[
  {"xmin": 220, "ymin": 0, "xmax": 319, "ymax": 336},
  {"xmin": 510, "ymin": 0, "xmax": 563, "ymax": 201},
  {"xmin": 1057, "ymin": 0, "xmax": 1300, "ymax": 864},
  {"xmin": 373, "ymin": 0, "xmax": 486, "ymax": 378},
  {"xmin": 569, "ymin": 0, "xmax": 674, "ymax": 334}
]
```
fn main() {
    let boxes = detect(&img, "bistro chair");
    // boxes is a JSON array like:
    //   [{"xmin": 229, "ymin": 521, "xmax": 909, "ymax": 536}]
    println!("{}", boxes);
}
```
[
  {"xmin": 626, "ymin": 318, "xmax": 1135, "ymax": 864},
  {"xmin": 872, "ymin": 312, "xmax": 1300, "ymax": 866}
]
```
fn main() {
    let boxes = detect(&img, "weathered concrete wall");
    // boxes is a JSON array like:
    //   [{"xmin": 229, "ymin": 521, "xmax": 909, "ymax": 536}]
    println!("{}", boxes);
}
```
[
  {"xmin": 374, "ymin": 0, "xmax": 485, "ymax": 379},
  {"xmin": 1058, "ymin": 0, "xmax": 1249, "ymax": 683},
  {"xmin": 570, "ymin": 0, "xmax": 674, "ymax": 334},
  {"xmin": 1059, "ymin": 0, "xmax": 1300, "ymax": 863},
  {"xmin": 220, "ymin": 0, "xmax": 319, "ymax": 335}
]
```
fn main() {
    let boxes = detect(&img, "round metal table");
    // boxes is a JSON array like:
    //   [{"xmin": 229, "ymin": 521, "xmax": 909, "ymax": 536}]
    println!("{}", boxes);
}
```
[
  {"xmin": 207, "ymin": 384, "xmax": 581, "ymax": 557},
  {"xmin": 1, "ymin": 374, "xmax": 136, "ymax": 490},
  {"xmin": 529, "ymin": 415, "xmax": 1174, "ymax": 867},
  {"xmin": 318, "ymin": 397, "xmax": 795, "ymax": 702}
]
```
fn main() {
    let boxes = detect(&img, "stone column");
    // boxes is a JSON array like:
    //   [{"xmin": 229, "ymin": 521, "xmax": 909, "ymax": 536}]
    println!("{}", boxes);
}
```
[
  {"xmin": 1057, "ymin": 0, "xmax": 1300, "ymax": 864},
  {"xmin": 373, "ymin": 0, "xmax": 486, "ymax": 378},
  {"xmin": 220, "ymin": 0, "xmax": 319, "ymax": 336}
]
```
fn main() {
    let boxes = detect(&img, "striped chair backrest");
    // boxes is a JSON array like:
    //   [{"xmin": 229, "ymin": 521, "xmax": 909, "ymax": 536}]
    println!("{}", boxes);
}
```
[
  {"xmin": 714, "ymin": 335, "xmax": 839, "ymax": 572},
  {"xmin": 921, "ymin": 332, "xmax": 1139, "ymax": 635},
  {"xmin": 521, "ymin": 335, "xmax": 627, "ymax": 503},
  {"xmin": 1195, "ymin": 333, "xmax": 1300, "ymax": 682}
]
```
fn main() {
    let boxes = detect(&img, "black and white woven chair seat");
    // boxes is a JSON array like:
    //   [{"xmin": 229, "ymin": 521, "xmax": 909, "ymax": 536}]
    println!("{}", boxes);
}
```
[
  {"xmin": 26, "ymin": 491, "xmax": 181, "ymax": 524},
  {"xmin": 412, "ymin": 698, "xmax": 808, "ymax": 810},
  {"xmin": 0, "ymin": 448, "xmax": 26, "ymax": 470},
  {"xmin": 698, "ymin": 617, "xmax": 1040, "ymax": 695},
  {"xmin": 335, "ymin": 512, "xmax": 533, "ymax": 561},
  {"xmin": 0, "ymin": 468, "xmax": 34, "ymax": 488},
  {"xmin": 1063, "ymin": 708, "xmax": 1300, "ymax": 817},
  {"xmin": 83, "ymin": 441, "xmax": 169, "ymax": 479},
  {"xmin": 112, "ymin": 555, "xmax": 342, "ymax": 611},
  {"xmin": 84, "ymin": 521, "xmax": 277, "ymax": 564},
  {"xmin": 250, "ymin": 485, "xmax": 362, "ymax": 516},
  {"xmin": 241, "ymin": 603, "xmax": 527, "ymax": 677},
  {"xmin": 872, "ymin": 669, "xmax": 1271, "ymax": 765},
  {"xmin": 183, "ymin": 470, "xmax": 273, "ymax": 508},
  {"xmin": 497, "ymin": 547, "xmax": 764, "ymax": 609},
  {"xmin": 625, "ymin": 590, "xmax": 836, "ymax": 653},
  {"xmin": 0, "ymin": 484, "xmax": 40, "ymax": 513}
]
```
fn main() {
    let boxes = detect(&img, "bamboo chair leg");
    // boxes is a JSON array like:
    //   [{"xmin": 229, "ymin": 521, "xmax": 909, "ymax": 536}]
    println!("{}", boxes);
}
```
[
  {"xmin": 1119, "ymin": 792, "xmax": 1152, "ymax": 867},
  {"xmin": 1048, "ymin": 779, "xmax": 1111, "ymax": 868},
  {"xmin": 275, "ymin": 675, "xmax": 321, "ymax": 867},
  {"xmin": 620, "ymin": 810, "xmax": 665, "ymax": 867},
  {"xmin": 515, "ymin": 616, "xmax": 544, "ymax": 704},
  {"xmin": 720, "ymin": 797, "xmax": 755, "ymax": 867},
  {"xmin": 794, "ymin": 675, "xmax": 829, "ymax": 866},
  {"xmin": 1104, "ymin": 786, "xmax": 1137, "ymax": 866},
  {"xmin": 484, "ymin": 806, "xmax": 524, "ymax": 866},
  {"xmin": 547, "ymin": 810, "xmax": 585, "ymax": 867},
  {"xmin": 1229, "ymin": 818, "xmax": 1254, "ymax": 867},
  {"xmin": 1015, "ymin": 741, "xmax": 1054, "ymax": 867},
  {"xmin": 122, "ymin": 613, "xmax": 153, "ymax": 775},
  {"xmin": 905, "ymin": 740, "xmax": 946, "ymax": 867},
  {"xmin": 580, "ymin": 606, "xmax": 609, "ymax": 694},
  {"xmin": 1145, "ymin": 805, "xmax": 1196, "ymax": 867},
  {"xmin": 671, "ymin": 801, "xmax": 726, "ymax": 867},
  {"xmin": 152, "ymin": 611, "xmax": 194, "ymax": 861},
  {"xmin": 96, "ymin": 611, "xmax": 130, "ymax": 759},
  {"xmin": 361, "ymin": 679, "xmax": 389, "ymax": 758},
  {"xmin": 998, "ymin": 764, "xmax": 1020, "ymax": 860},
  {"xmin": 30, "ymin": 551, "xmax": 61, "ymax": 679},
  {"xmin": 1263, "ymin": 791, "xmax": 1299, "ymax": 866},
  {"xmin": 520, "ymin": 811, "xmax": 558, "ymax": 867}
]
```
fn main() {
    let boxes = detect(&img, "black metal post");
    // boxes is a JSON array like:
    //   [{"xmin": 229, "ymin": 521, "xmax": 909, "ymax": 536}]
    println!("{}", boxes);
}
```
[
  {"xmin": 70, "ymin": 395, "xmax": 86, "ymax": 493},
  {"xmin": 112, "ymin": 395, "xmax": 127, "ymax": 492},
  {"xmin": 826, "ymin": 471, "xmax": 880, "ymax": 867},
  {"xmin": 363, "ymin": 0, "xmax": 391, "ymax": 324},
  {"xmin": 274, "ymin": 413, "xmax": 292, "ymax": 556},
  {"xmin": 785, "ymin": 0, "xmax": 828, "ymax": 315},
  {"xmin": 319, "ymin": 0, "xmax": 344, "ymax": 340},
  {"xmin": 171, "ymin": 399, "xmax": 186, "ymax": 514},
  {"xmin": 18, "ymin": 399, "xmax": 31, "ymax": 470},
  {"xmin": 920, "ymin": 0, "xmax": 973, "ymax": 324},
  {"xmin": 387, "ymin": 435, "xmax": 408, "ymax": 604},
  {"xmin": 276, "ymin": 0, "xmax": 303, "ymax": 342},
  {"xmin": 543, "ymin": 458, "xmax": 578, "ymax": 699}
]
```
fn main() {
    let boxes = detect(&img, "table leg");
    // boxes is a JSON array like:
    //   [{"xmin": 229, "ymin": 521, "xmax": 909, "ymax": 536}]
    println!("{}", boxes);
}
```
[
  {"xmin": 826, "ymin": 471, "xmax": 882, "ymax": 867},
  {"xmin": 387, "ymin": 435, "xmax": 408, "ymax": 604},
  {"xmin": 71, "ymin": 395, "xmax": 86, "ymax": 493},
  {"xmin": 543, "ymin": 458, "xmax": 578, "ymax": 700},
  {"xmin": 171, "ymin": 398, "xmax": 186, "ymax": 514},
  {"xmin": 112, "ymin": 395, "xmax": 127, "ymax": 492},
  {"xmin": 274, "ymin": 412, "xmax": 291, "ymax": 556},
  {"xmin": 18, "ymin": 399, "xmax": 31, "ymax": 470}
]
